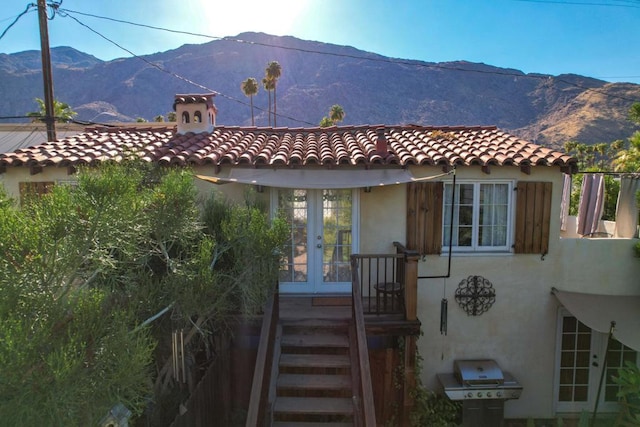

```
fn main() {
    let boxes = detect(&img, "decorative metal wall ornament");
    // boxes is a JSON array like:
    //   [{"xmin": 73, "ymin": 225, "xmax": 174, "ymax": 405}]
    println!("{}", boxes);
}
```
[{"xmin": 455, "ymin": 275, "xmax": 496, "ymax": 316}]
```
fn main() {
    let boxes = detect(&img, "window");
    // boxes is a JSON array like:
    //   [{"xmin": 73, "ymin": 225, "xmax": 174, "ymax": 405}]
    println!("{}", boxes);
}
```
[
  {"xmin": 181, "ymin": 111, "xmax": 190, "ymax": 123},
  {"xmin": 406, "ymin": 180, "xmax": 550, "ymax": 255},
  {"xmin": 443, "ymin": 182, "xmax": 512, "ymax": 251},
  {"xmin": 194, "ymin": 111, "xmax": 202, "ymax": 123}
]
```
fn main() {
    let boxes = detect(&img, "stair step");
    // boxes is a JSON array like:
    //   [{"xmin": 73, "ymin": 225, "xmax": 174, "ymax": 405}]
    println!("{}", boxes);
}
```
[
  {"xmin": 278, "ymin": 373, "xmax": 351, "ymax": 390},
  {"xmin": 282, "ymin": 318, "xmax": 349, "ymax": 330},
  {"xmin": 281, "ymin": 333, "xmax": 349, "ymax": 349},
  {"xmin": 273, "ymin": 422, "xmax": 353, "ymax": 427},
  {"xmin": 273, "ymin": 396, "xmax": 354, "ymax": 416},
  {"xmin": 280, "ymin": 353, "xmax": 351, "ymax": 370}
]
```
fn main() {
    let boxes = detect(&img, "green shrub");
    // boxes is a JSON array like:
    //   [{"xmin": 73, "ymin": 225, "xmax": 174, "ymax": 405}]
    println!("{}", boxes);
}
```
[{"xmin": 410, "ymin": 388, "xmax": 460, "ymax": 427}]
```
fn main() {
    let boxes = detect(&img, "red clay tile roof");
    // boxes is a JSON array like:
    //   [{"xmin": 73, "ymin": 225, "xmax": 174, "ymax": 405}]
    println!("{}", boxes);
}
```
[
  {"xmin": 0, "ymin": 124, "xmax": 577, "ymax": 172},
  {"xmin": 173, "ymin": 93, "xmax": 216, "ymax": 111}
]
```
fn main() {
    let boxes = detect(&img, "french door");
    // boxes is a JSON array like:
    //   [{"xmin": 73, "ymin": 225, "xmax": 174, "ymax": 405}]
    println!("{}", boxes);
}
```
[
  {"xmin": 274, "ymin": 188, "xmax": 357, "ymax": 294},
  {"xmin": 554, "ymin": 310, "xmax": 638, "ymax": 414}
]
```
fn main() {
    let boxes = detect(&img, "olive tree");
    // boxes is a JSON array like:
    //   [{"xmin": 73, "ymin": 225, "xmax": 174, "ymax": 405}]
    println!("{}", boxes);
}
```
[{"xmin": 0, "ymin": 162, "xmax": 286, "ymax": 425}]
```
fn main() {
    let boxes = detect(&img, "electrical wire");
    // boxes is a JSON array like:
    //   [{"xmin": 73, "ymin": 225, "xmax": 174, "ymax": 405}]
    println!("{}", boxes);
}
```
[
  {"xmin": 56, "ymin": 7, "xmax": 640, "ymax": 103},
  {"xmin": 4, "ymin": 4, "xmax": 637, "ymax": 126},
  {"xmin": 0, "ymin": 4, "xmax": 36, "ymax": 41},
  {"xmin": 513, "ymin": 0, "xmax": 640, "ymax": 7},
  {"xmin": 56, "ymin": 10, "xmax": 317, "ymax": 126}
]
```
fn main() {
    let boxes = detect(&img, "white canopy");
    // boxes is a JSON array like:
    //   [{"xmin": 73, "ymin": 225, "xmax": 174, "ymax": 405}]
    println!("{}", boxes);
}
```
[
  {"xmin": 196, "ymin": 168, "xmax": 431, "ymax": 189},
  {"xmin": 552, "ymin": 288, "xmax": 640, "ymax": 351}
]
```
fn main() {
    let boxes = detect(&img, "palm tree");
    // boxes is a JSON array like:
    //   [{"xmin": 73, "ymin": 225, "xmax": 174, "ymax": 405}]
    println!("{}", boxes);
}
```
[
  {"xmin": 262, "ymin": 77, "xmax": 275, "ymax": 126},
  {"xmin": 265, "ymin": 61, "xmax": 282, "ymax": 126},
  {"xmin": 613, "ymin": 132, "xmax": 640, "ymax": 172},
  {"xmin": 241, "ymin": 77, "xmax": 259, "ymax": 126},
  {"xmin": 153, "ymin": 115, "xmax": 165, "ymax": 122},
  {"xmin": 329, "ymin": 104, "xmax": 345, "ymax": 125},
  {"xmin": 319, "ymin": 117, "xmax": 333, "ymax": 128},
  {"xmin": 27, "ymin": 98, "xmax": 77, "ymax": 123},
  {"xmin": 630, "ymin": 102, "xmax": 640, "ymax": 124}
]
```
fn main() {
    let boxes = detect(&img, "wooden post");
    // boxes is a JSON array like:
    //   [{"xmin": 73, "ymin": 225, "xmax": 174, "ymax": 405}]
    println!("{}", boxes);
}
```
[
  {"xmin": 403, "ymin": 251, "xmax": 419, "ymax": 321},
  {"xmin": 37, "ymin": 0, "xmax": 57, "ymax": 142}
]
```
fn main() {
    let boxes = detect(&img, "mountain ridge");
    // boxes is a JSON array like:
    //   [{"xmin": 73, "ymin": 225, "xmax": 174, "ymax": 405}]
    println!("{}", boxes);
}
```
[{"xmin": 1, "ymin": 31, "xmax": 638, "ymax": 149}]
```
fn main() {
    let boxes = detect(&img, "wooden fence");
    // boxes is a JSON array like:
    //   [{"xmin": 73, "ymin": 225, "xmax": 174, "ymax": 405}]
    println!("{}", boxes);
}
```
[{"xmin": 169, "ymin": 335, "xmax": 232, "ymax": 427}]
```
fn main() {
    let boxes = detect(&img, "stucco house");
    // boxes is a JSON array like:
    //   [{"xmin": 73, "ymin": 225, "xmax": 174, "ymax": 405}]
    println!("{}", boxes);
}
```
[{"xmin": 1, "ymin": 93, "xmax": 638, "ymax": 425}]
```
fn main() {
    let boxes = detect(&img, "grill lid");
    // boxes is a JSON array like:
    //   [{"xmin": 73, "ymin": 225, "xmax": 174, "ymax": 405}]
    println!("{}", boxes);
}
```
[{"xmin": 454, "ymin": 359, "xmax": 504, "ymax": 386}]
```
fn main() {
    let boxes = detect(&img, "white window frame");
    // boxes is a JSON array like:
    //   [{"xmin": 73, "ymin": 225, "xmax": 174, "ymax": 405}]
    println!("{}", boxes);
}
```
[{"xmin": 442, "ymin": 180, "xmax": 514, "ymax": 253}]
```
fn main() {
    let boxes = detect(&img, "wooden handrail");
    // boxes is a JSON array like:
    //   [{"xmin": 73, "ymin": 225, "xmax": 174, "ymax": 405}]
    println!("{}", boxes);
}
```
[
  {"xmin": 351, "ymin": 258, "xmax": 377, "ymax": 427},
  {"xmin": 245, "ymin": 282, "xmax": 279, "ymax": 427}
]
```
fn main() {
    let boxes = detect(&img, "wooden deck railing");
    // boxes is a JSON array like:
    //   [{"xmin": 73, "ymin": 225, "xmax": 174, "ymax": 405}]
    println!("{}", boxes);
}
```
[
  {"xmin": 350, "ymin": 242, "xmax": 419, "ymax": 319},
  {"xmin": 245, "ymin": 283, "xmax": 279, "ymax": 427},
  {"xmin": 351, "ymin": 252, "xmax": 404, "ymax": 315},
  {"xmin": 350, "ymin": 260, "xmax": 377, "ymax": 427}
]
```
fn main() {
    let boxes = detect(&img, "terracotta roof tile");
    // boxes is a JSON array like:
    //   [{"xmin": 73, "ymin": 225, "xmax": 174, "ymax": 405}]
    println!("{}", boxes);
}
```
[{"xmin": 0, "ymin": 124, "xmax": 577, "ymax": 173}]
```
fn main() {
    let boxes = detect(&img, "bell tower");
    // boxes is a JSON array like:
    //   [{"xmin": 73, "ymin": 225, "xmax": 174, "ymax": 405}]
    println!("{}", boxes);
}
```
[{"xmin": 173, "ymin": 93, "xmax": 217, "ymax": 134}]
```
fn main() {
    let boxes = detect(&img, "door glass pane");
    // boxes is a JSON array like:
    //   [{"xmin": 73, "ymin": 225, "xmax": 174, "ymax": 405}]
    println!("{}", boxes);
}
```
[
  {"xmin": 322, "ymin": 189, "xmax": 352, "ymax": 283},
  {"xmin": 278, "ymin": 189, "xmax": 308, "ymax": 282},
  {"xmin": 604, "ymin": 340, "xmax": 637, "ymax": 402},
  {"xmin": 559, "ymin": 316, "xmax": 592, "ymax": 402}
]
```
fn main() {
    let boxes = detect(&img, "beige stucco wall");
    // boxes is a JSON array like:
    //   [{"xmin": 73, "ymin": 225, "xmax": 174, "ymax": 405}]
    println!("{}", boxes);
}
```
[
  {"xmin": 415, "ymin": 236, "xmax": 640, "ymax": 419},
  {"xmin": 0, "ymin": 164, "xmax": 262, "ymax": 207},
  {"xmin": 0, "ymin": 166, "xmax": 74, "ymax": 200},
  {"xmin": 359, "ymin": 183, "xmax": 406, "ymax": 254},
  {"xmin": 192, "ymin": 165, "xmax": 265, "ymax": 205},
  {"xmin": 2, "ymin": 163, "xmax": 638, "ymax": 419}
]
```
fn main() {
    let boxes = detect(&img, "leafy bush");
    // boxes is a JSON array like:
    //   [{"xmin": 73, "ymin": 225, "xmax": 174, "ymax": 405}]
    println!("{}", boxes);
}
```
[
  {"xmin": 612, "ymin": 361, "xmax": 640, "ymax": 425},
  {"xmin": 0, "ymin": 163, "xmax": 287, "ymax": 426},
  {"xmin": 410, "ymin": 388, "xmax": 460, "ymax": 427}
]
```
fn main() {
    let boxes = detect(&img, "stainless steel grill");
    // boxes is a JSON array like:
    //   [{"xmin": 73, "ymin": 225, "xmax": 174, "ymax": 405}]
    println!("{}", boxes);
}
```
[{"xmin": 437, "ymin": 359, "xmax": 523, "ymax": 427}]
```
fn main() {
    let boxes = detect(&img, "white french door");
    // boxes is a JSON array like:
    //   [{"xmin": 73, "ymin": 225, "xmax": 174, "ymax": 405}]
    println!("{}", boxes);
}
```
[
  {"xmin": 274, "ymin": 188, "xmax": 357, "ymax": 294},
  {"xmin": 554, "ymin": 310, "xmax": 638, "ymax": 414}
]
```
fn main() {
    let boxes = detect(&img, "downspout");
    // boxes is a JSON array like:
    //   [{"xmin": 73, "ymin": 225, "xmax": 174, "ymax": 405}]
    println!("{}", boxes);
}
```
[
  {"xmin": 418, "ymin": 167, "xmax": 456, "ymax": 280},
  {"xmin": 415, "ymin": 168, "xmax": 455, "ymax": 336}
]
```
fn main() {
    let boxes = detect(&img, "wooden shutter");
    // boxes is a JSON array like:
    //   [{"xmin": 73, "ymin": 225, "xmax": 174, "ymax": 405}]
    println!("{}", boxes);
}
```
[
  {"xmin": 19, "ymin": 181, "xmax": 55, "ymax": 205},
  {"xmin": 514, "ymin": 181, "xmax": 552, "ymax": 254},
  {"xmin": 406, "ymin": 181, "xmax": 443, "ymax": 255}
]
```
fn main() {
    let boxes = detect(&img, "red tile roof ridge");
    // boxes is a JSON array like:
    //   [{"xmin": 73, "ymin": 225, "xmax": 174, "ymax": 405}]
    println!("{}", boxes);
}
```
[
  {"xmin": 83, "ymin": 125, "xmax": 176, "ymax": 133},
  {"xmin": 75, "ymin": 123, "xmax": 503, "ymax": 135},
  {"xmin": 0, "ymin": 123, "xmax": 577, "ymax": 173}
]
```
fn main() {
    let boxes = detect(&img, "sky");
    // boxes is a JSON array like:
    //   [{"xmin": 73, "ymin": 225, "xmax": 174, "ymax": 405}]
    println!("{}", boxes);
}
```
[{"xmin": 0, "ymin": 0, "xmax": 639, "ymax": 84}]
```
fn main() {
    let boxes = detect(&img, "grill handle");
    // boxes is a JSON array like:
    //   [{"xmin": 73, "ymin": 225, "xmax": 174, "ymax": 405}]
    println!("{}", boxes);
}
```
[{"xmin": 464, "ymin": 381, "xmax": 503, "ymax": 388}]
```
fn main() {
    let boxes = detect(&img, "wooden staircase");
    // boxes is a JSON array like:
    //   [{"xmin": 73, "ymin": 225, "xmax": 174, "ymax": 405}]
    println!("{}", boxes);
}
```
[{"xmin": 272, "ymin": 319, "xmax": 355, "ymax": 426}]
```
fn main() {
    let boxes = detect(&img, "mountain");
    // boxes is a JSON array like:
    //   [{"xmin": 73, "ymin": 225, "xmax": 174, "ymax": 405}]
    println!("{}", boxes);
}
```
[
  {"xmin": 1, "ymin": 32, "xmax": 638, "ymax": 149},
  {"xmin": 0, "ymin": 46, "xmax": 102, "ymax": 73}
]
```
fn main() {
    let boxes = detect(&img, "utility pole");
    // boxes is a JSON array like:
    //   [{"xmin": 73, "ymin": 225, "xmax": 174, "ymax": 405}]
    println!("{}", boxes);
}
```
[{"xmin": 37, "ymin": 0, "xmax": 57, "ymax": 141}]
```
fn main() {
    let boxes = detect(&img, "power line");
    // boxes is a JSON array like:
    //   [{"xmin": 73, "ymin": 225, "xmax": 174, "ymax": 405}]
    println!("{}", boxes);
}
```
[
  {"xmin": 55, "ymin": 10, "xmax": 316, "ymax": 126},
  {"xmin": 0, "ymin": 4, "xmax": 36, "ymax": 41},
  {"xmin": 513, "ymin": 0, "xmax": 640, "ymax": 7},
  {"xmin": 56, "ymin": 7, "xmax": 640, "ymax": 104}
]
